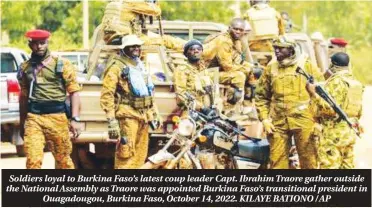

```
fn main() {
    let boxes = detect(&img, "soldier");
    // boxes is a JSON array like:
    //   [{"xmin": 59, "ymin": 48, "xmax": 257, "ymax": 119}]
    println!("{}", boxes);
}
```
[
  {"xmin": 89, "ymin": 1, "xmax": 186, "ymax": 79},
  {"xmin": 323, "ymin": 38, "xmax": 349, "ymax": 80},
  {"xmin": 100, "ymin": 35, "xmax": 161, "ymax": 169},
  {"xmin": 255, "ymin": 35, "xmax": 323, "ymax": 169},
  {"xmin": 203, "ymin": 18, "xmax": 251, "ymax": 111},
  {"xmin": 307, "ymin": 52, "xmax": 364, "ymax": 169},
  {"xmin": 281, "ymin": 11, "xmax": 293, "ymax": 33},
  {"xmin": 243, "ymin": 0, "xmax": 285, "ymax": 52},
  {"xmin": 328, "ymin": 37, "xmax": 348, "ymax": 56},
  {"xmin": 174, "ymin": 40, "xmax": 215, "ymax": 112},
  {"xmin": 18, "ymin": 29, "xmax": 81, "ymax": 169},
  {"xmin": 101, "ymin": 0, "xmax": 185, "ymax": 51},
  {"xmin": 101, "ymin": 0, "xmax": 161, "ymax": 43}
]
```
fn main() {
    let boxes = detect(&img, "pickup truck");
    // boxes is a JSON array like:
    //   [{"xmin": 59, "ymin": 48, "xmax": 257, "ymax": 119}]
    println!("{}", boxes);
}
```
[
  {"xmin": 1, "ymin": 47, "xmax": 29, "ymax": 156},
  {"xmin": 71, "ymin": 21, "xmax": 227, "ymax": 169},
  {"xmin": 72, "ymin": 20, "xmax": 328, "ymax": 168}
]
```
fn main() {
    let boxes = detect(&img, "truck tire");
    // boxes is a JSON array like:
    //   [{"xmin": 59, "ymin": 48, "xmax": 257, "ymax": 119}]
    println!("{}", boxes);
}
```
[{"xmin": 16, "ymin": 145, "xmax": 25, "ymax": 157}]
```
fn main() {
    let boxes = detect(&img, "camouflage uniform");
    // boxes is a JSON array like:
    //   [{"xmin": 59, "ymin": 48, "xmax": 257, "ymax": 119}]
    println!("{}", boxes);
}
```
[
  {"xmin": 243, "ymin": 4, "xmax": 285, "ymax": 52},
  {"xmin": 18, "ymin": 50, "xmax": 81, "ymax": 169},
  {"xmin": 101, "ymin": 0, "xmax": 161, "ymax": 42},
  {"xmin": 256, "ymin": 52, "xmax": 323, "ymax": 169},
  {"xmin": 141, "ymin": 33, "xmax": 186, "ymax": 52},
  {"xmin": 174, "ymin": 60, "xmax": 215, "ymax": 111},
  {"xmin": 313, "ymin": 68, "xmax": 364, "ymax": 169},
  {"xmin": 100, "ymin": 55, "xmax": 158, "ymax": 169},
  {"xmin": 203, "ymin": 32, "xmax": 249, "ymax": 90}
]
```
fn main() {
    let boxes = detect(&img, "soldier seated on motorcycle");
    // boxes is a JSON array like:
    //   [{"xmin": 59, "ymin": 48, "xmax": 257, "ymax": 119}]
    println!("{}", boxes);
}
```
[
  {"xmin": 174, "ymin": 40, "xmax": 219, "ymax": 115},
  {"xmin": 100, "ymin": 34, "xmax": 161, "ymax": 169}
]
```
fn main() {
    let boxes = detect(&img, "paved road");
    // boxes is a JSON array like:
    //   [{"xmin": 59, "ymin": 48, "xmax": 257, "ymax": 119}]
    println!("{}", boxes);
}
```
[{"xmin": 1, "ymin": 87, "xmax": 372, "ymax": 169}]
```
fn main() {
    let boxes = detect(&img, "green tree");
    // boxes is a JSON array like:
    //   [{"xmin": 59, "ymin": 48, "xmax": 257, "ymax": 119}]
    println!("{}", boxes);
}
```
[
  {"xmin": 1, "ymin": 1, "xmax": 47, "ymax": 44},
  {"xmin": 39, "ymin": 1, "xmax": 78, "ymax": 32},
  {"xmin": 160, "ymin": 1, "xmax": 235, "ymax": 24}
]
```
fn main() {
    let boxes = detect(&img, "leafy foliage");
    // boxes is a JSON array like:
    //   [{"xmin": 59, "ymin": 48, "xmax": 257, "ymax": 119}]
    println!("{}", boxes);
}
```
[{"xmin": 1, "ymin": 1, "xmax": 371, "ymax": 83}]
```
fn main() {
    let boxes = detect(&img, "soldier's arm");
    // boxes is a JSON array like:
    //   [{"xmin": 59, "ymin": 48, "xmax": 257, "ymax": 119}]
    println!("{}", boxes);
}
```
[
  {"xmin": 17, "ymin": 65, "xmax": 29, "ymax": 138},
  {"xmin": 216, "ymin": 41, "xmax": 247, "ymax": 73},
  {"xmin": 277, "ymin": 12, "xmax": 286, "ymax": 35},
  {"xmin": 161, "ymin": 35, "xmax": 187, "ymax": 52},
  {"xmin": 62, "ymin": 59, "xmax": 82, "ymax": 118},
  {"xmin": 100, "ymin": 65, "xmax": 120, "ymax": 119},
  {"xmin": 306, "ymin": 61, "xmax": 324, "ymax": 82},
  {"xmin": 201, "ymin": 41, "xmax": 216, "ymax": 64},
  {"xmin": 125, "ymin": 2, "xmax": 161, "ymax": 16},
  {"xmin": 173, "ymin": 66, "xmax": 188, "ymax": 104},
  {"xmin": 313, "ymin": 77, "xmax": 349, "ymax": 118},
  {"xmin": 255, "ymin": 66, "xmax": 272, "ymax": 121},
  {"xmin": 216, "ymin": 41, "xmax": 235, "ymax": 71}
]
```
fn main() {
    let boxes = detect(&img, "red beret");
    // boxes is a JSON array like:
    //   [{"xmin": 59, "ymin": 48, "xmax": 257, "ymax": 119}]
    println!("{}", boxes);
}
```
[
  {"xmin": 25, "ymin": 29, "xmax": 51, "ymax": 41},
  {"xmin": 330, "ymin": 38, "xmax": 348, "ymax": 47}
]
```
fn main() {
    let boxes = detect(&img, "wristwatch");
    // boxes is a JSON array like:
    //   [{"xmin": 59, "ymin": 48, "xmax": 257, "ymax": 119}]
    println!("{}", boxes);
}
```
[{"xmin": 71, "ymin": 116, "xmax": 81, "ymax": 122}]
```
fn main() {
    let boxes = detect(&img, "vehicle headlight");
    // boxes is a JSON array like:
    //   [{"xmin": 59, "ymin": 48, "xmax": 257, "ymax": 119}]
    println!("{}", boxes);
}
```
[{"xmin": 178, "ymin": 118, "xmax": 195, "ymax": 137}]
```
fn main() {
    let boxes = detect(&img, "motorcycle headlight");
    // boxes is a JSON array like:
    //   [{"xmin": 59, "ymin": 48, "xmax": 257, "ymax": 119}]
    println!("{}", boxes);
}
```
[{"xmin": 178, "ymin": 118, "xmax": 195, "ymax": 137}]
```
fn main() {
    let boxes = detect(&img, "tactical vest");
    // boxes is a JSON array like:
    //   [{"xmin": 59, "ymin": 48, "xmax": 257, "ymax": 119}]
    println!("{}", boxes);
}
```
[
  {"xmin": 111, "ymin": 57, "xmax": 154, "ymax": 110},
  {"xmin": 327, "ymin": 71, "xmax": 364, "ymax": 117},
  {"xmin": 22, "ymin": 56, "xmax": 66, "ymax": 102},
  {"xmin": 101, "ymin": 1, "xmax": 139, "ymax": 37},
  {"xmin": 178, "ymin": 63, "xmax": 216, "ymax": 108},
  {"xmin": 246, "ymin": 6, "xmax": 279, "ymax": 40}
]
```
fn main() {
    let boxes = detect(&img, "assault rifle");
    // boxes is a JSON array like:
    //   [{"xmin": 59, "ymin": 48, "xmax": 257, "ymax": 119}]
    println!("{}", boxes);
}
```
[{"xmin": 296, "ymin": 67, "xmax": 360, "ymax": 136}]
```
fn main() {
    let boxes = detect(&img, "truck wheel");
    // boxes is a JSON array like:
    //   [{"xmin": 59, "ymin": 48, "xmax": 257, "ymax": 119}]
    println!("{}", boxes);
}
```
[
  {"xmin": 71, "ymin": 144, "xmax": 98, "ymax": 169},
  {"xmin": 16, "ymin": 145, "xmax": 26, "ymax": 157}
]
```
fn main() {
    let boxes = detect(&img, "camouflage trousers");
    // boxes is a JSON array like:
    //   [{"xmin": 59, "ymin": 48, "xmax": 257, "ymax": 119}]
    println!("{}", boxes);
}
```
[
  {"xmin": 115, "ymin": 118, "xmax": 149, "ymax": 169},
  {"xmin": 268, "ymin": 125, "xmax": 318, "ymax": 169},
  {"xmin": 24, "ymin": 113, "xmax": 74, "ymax": 169},
  {"xmin": 318, "ymin": 122, "xmax": 356, "ymax": 169},
  {"xmin": 220, "ymin": 70, "xmax": 246, "ymax": 89}
]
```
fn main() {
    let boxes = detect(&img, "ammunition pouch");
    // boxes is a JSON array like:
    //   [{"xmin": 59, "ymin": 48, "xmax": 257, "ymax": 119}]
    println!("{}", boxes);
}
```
[
  {"xmin": 28, "ymin": 101, "xmax": 66, "ymax": 115},
  {"xmin": 121, "ymin": 95, "xmax": 153, "ymax": 110}
]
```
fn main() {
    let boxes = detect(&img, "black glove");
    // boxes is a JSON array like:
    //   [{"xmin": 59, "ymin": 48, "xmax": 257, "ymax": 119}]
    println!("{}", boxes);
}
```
[
  {"xmin": 201, "ymin": 107, "xmax": 218, "ymax": 118},
  {"xmin": 108, "ymin": 119, "xmax": 120, "ymax": 140}
]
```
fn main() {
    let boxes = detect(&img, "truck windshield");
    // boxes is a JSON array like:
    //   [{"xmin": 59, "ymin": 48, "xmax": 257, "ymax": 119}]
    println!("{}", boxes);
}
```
[{"xmin": 146, "ymin": 53, "xmax": 168, "ymax": 82}]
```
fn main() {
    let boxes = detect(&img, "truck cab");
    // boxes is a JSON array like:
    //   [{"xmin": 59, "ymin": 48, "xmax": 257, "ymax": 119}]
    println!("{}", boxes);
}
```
[{"xmin": 1, "ymin": 47, "xmax": 29, "ymax": 156}]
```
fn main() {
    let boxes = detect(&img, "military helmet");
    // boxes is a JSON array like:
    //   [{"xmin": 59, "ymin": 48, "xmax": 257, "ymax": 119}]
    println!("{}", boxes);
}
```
[
  {"xmin": 119, "ymin": 34, "xmax": 144, "ymax": 49},
  {"xmin": 330, "ymin": 52, "xmax": 349, "ymax": 67},
  {"xmin": 272, "ymin": 35, "xmax": 297, "ymax": 49},
  {"xmin": 183, "ymin": 39, "xmax": 203, "ymax": 56}
]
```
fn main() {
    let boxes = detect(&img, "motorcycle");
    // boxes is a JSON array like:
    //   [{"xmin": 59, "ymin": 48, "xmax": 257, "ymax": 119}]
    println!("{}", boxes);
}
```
[
  {"xmin": 140, "ymin": 93, "xmax": 270, "ymax": 169},
  {"xmin": 140, "ymin": 93, "xmax": 204, "ymax": 169}
]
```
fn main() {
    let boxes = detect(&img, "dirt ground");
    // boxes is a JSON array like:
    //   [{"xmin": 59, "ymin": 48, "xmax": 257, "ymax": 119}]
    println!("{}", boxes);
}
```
[{"xmin": 1, "ymin": 87, "xmax": 371, "ymax": 169}]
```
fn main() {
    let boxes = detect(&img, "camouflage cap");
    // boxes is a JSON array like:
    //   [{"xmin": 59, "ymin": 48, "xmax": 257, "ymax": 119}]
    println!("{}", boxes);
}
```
[{"xmin": 272, "ymin": 35, "xmax": 297, "ymax": 48}]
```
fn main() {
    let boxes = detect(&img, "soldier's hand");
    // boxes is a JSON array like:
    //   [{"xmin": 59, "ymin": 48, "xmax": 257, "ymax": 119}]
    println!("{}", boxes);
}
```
[
  {"xmin": 69, "ymin": 121, "xmax": 82, "ymax": 139},
  {"xmin": 305, "ymin": 82, "xmax": 317, "ymax": 97},
  {"xmin": 108, "ymin": 118, "xmax": 120, "ymax": 140},
  {"xmin": 262, "ymin": 119, "xmax": 276, "ymax": 134}
]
